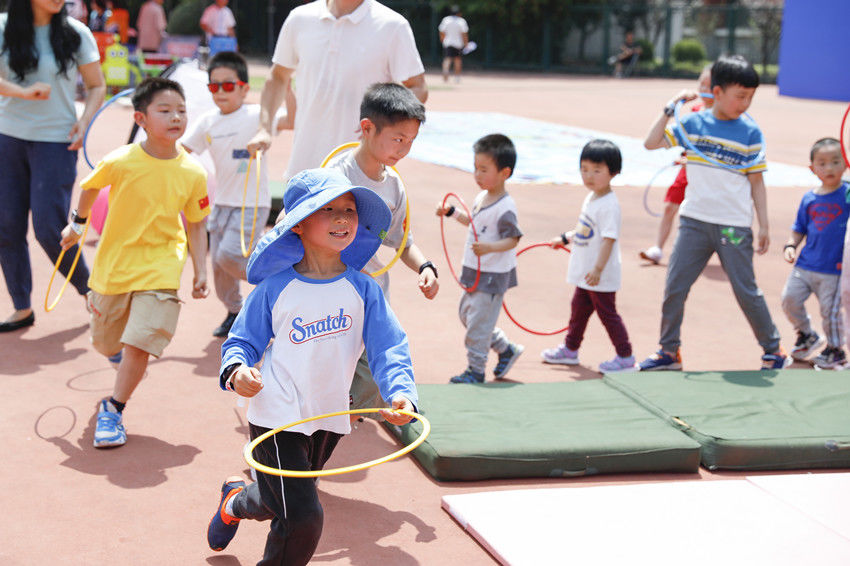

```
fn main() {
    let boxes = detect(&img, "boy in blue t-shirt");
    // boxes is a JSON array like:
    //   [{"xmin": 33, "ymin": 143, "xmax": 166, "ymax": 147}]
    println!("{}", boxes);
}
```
[
  {"xmin": 781, "ymin": 137, "xmax": 848, "ymax": 368},
  {"xmin": 639, "ymin": 55, "xmax": 787, "ymax": 371}
]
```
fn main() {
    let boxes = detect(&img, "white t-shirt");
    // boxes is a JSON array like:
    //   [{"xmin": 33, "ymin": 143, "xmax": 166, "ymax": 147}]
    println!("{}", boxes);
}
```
[
  {"xmin": 220, "ymin": 267, "xmax": 417, "ymax": 435},
  {"xmin": 200, "ymin": 4, "xmax": 236, "ymax": 39},
  {"xmin": 182, "ymin": 104, "xmax": 271, "ymax": 208},
  {"xmin": 459, "ymin": 192, "xmax": 522, "ymax": 294},
  {"xmin": 567, "ymin": 192, "xmax": 622, "ymax": 293},
  {"xmin": 438, "ymin": 15, "xmax": 468, "ymax": 49},
  {"xmin": 326, "ymin": 149, "xmax": 412, "ymax": 298},
  {"xmin": 272, "ymin": 0, "xmax": 425, "ymax": 180}
]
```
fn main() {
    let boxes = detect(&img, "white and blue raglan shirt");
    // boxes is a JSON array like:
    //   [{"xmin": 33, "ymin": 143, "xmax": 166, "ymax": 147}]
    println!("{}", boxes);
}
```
[
  {"xmin": 459, "ymin": 192, "xmax": 523, "ymax": 294},
  {"xmin": 665, "ymin": 109, "xmax": 767, "ymax": 228},
  {"xmin": 220, "ymin": 267, "xmax": 417, "ymax": 435}
]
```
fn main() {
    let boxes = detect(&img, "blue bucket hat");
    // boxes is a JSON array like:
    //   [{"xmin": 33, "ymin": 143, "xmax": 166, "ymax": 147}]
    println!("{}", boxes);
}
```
[{"xmin": 246, "ymin": 168, "xmax": 391, "ymax": 284}]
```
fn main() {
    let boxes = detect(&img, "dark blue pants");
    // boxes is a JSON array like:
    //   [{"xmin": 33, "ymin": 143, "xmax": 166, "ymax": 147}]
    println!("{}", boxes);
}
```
[{"xmin": 0, "ymin": 133, "xmax": 90, "ymax": 310}]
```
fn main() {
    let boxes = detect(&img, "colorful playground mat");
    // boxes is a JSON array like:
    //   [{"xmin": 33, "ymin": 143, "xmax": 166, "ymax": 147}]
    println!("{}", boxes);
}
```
[
  {"xmin": 603, "ymin": 370, "xmax": 850, "ymax": 470},
  {"xmin": 384, "ymin": 382, "xmax": 701, "ymax": 481},
  {"xmin": 441, "ymin": 474, "xmax": 850, "ymax": 565}
]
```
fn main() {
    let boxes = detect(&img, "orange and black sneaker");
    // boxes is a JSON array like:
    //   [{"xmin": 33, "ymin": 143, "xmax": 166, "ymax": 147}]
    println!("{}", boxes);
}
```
[{"xmin": 207, "ymin": 477, "xmax": 245, "ymax": 551}]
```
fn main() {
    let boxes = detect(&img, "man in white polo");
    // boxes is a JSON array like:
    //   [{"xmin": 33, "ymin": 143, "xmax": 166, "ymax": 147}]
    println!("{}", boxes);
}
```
[{"xmin": 247, "ymin": 0, "xmax": 428, "ymax": 181}]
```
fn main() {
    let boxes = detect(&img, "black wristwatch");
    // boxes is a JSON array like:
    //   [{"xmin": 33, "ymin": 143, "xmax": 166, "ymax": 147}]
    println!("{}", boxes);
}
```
[
  {"xmin": 663, "ymin": 103, "xmax": 676, "ymax": 117},
  {"xmin": 71, "ymin": 209, "xmax": 87, "ymax": 224},
  {"xmin": 220, "ymin": 362, "xmax": 241, "ymax": 391},
  {"xmin": 418, "ymin": 261, "xmax": 438, "ymax": 278}
]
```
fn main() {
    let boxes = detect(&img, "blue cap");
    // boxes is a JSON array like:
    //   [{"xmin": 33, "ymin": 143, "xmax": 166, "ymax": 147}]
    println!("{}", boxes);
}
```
[{"xmin": 246, "ymin": 169, "xmax": 390, "ymax": 283}]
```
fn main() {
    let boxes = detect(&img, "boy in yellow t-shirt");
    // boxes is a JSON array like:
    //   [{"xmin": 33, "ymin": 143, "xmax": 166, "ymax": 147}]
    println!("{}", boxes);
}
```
[{"xmin": 60, "ymin": 77, "xmax": 210, "ymax": 448}]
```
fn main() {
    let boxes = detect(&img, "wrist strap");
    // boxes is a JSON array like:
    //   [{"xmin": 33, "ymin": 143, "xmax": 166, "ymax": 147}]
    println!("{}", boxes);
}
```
[
  {"xmin": 560, "ymin": 232, "xmax": 569, "ymax": 246},
  {"xmin": 418, "ymin": 260, "xmax": 438, "ymax": 278},
  {"xmin": 220, "ymin": 362, "xmax": 241, "ymax": 391},
  {"xmin": 446, "ymin": 205, "xmax": 456, "ymax": 217},
  {"xmin": 663, "ymin": 104, "xmax": 675, "ymax": 117},
  {"xmin": 71, "ymin": 209, "xmax": 87, "ymax": 224}
]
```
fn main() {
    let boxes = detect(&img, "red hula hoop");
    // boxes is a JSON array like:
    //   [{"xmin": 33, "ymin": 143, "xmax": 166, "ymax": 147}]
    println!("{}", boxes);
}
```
[
  {"xmin": 502, "ymin": 242, "xmax": 571, "ymax": 336},
  {"xmin": 841, "ymin": 103, "xmax": 850, "ymax": 169},
  {"xmin": 440, "ymin": 193, "xmax": 481, "ymax": 293}
]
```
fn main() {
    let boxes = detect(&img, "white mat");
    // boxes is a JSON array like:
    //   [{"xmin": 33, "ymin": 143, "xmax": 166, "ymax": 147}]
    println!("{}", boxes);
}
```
[
  {"xmin": 409, "ymin": 111, "xmax": 818, "ymax": 188},
  {"xmin": 442, "ymin": 474, "xmax": 850, "ymax": 565}
]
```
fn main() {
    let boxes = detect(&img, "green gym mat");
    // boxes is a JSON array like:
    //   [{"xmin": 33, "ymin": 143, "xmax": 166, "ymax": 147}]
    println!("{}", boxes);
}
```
[
  {"xmin": 603, "ymin": 370, "xmax": 850, "ymax": 471},
  {"xmin": 383, "ymin": 381, "xmax": 701, "ymax": 481}
]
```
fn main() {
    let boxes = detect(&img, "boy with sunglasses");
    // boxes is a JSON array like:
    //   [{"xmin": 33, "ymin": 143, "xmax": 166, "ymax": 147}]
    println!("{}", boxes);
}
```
[{"xmin": 184, "ymin": 51, "xmax": 278, "ymax": 337}]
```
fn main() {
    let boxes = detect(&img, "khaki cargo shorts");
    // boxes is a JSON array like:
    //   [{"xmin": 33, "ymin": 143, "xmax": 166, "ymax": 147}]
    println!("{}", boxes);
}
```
[{"xmin": 87, "ymin": 289, "xmax": 181, "ymax": 358}]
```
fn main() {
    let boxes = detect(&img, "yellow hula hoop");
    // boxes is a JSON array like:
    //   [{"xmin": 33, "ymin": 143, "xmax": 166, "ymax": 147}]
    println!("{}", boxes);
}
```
[
  {"xmin": 240, "ymin": 152, "xmax": 262, "ymax": 258},
  {"xmin": 319, "ymin": 142, "xmax": 409, "ymax": 278},
  {"xmin": 44, "ymin": 218, "xmax": 90, "ymax": 312},
  {"xmin": 243, "ymin": 408, "xmax": 430, "ymax": 478}
]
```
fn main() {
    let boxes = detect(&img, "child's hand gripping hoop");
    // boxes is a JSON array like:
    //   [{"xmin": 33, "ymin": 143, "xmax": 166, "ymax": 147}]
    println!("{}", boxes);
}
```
[
  {"xmin": 45, "ymin": 217, "xmax": 90, "ymax": 312},
  {"xmin": 243, "ymin": 408, "xmax": 431, "ymax": 477},
  {"xmin": 440, "ymin": 192, "xmax": 480, "ymax": 292},
  {"xmin": 643, "ymin": 161, "xmax": 680, "ymax": 218},
  {"xmin": 82, "ymin": 88, "xmax": 135, "ymax": 170},
  {"xmin": 840, "ymin": 103, "xmax": 850, "ymax": 169},
  {"xmin": 320, "ymin": 142, "xmax": 409, "ymax": 277},
  {"xmin": 673, "ymin": 99, "xmax": 765, "ymax": 172},
  {"xmin": 240, "ymin": 152, "xmax": 262, "ymax": 257},
  {"xmin": 502, "ymin": 242, "xmax": 570, "ymax": 335}
]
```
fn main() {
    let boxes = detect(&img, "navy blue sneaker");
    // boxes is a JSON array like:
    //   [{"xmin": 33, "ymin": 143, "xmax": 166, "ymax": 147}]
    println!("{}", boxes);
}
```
[
  {"xmin": 761, "ymin": 349, "xmax": 791, "ymax": 370},
  {"xmin": 449, "ymin": 368, "xmax": 485, "ymax": 384},
  {"xmin": 639, "ymin": 349, "xmax": 682, "ymax": 371},
  {"xmin": 207, "ymin": 477, "xmax": 246, "ymax": 551},
  {"xmin": 493, "ymin": 343, "xmax": 524, "ymax": 379}
]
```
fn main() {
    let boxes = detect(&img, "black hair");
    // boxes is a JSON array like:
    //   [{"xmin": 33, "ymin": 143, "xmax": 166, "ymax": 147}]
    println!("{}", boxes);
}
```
[
  {"xmin": 450, "ymin": 5, "xmax": 461, "ymax": 15},
  {"xmin": 473, "ymin": 133, "xmax": 517, "ymax": 176},
  {"xmin": 711, "ymin": 55, "xmax": 760, "ymax": 90},
  {"xmin": 207, "ymin": 50, "xmax": 249, "ymax": 83},
  {"xmin": 360, "ymin": 83, "xmax": 426, "ymax": 131},
  {"xmin": 2, "ymin": 0, "xmax": 82, "ymax": 82},
  {"xmin": 580, "ymin": 139, "xmax": 622, "ymax": 175},
  {"xmin": 810, "ymin": 137, "xmax": 841, "ymax": 162},
  {"xmin": 132, "ymin": 77, "xmax": 185, "ymax": 112}
]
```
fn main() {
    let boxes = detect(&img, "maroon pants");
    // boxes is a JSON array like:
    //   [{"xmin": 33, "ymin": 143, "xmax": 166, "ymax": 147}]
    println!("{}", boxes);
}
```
[{"xmin": 565, "ymin": 287, "xmax": 632, "ymax": 357}]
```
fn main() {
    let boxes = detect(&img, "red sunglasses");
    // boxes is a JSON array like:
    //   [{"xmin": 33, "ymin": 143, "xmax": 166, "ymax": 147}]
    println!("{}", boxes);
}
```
[{"xmin": 207, "ymin": 80, "xmax": 246, "ymax": 93}]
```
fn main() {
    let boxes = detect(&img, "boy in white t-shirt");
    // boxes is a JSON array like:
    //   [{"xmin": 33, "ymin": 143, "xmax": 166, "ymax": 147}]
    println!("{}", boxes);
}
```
[
  {"xmin": 183, "ymin": 51, "xmax": 272, "ymax": 337},
  {"xmin": 438, "ymin": 5, "xmax": 469, "ymax": 83},
  {"xmin": 436, "ymin": 134, "xmax": 524, "ymax": 383},
  {"xmin": 541, "ymin": 139, "xmax": 637, "ymax": 373},
  {"xmin": 206, "ymin": 168, "xmax": 417, "ymax": 564}
]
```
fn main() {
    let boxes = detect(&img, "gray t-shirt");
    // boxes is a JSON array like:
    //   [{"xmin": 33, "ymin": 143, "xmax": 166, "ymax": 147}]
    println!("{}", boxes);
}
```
[
  {"xmin": 327, "ymin": 149, "xmax": 413, "ymax": 299},
  {"xmin": 0, "ymin": 13, "xmax": 99, "ymax": 142}
]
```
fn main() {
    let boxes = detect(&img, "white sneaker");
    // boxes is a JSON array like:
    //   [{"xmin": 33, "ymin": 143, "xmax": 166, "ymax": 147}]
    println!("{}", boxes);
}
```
[{"xmin": 640, "ymin": 246, "xmax": 663, "ymax": 264}]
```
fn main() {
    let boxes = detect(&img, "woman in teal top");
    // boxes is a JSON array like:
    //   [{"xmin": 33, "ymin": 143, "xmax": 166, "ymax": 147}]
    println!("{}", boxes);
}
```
[{"xmin": 0, "ymin": 0, "xmax": 105, "ymax": 332}]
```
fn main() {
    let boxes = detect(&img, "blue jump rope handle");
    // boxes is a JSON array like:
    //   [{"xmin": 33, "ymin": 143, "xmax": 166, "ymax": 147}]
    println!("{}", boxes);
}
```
[{"xmin": 82, "ymin": 88, "xmax": 135, "ymax": 169}]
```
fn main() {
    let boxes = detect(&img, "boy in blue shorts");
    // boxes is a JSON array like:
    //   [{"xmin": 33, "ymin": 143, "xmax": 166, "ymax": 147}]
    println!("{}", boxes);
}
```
[
  {"xmin": 639, "ymin": 55, "xmax": 788, "ymax": 371},
  {"xmin": 436, "ymin": 134, "xmax": 524, "ymax": 383},
  {"xmin": 325, "ymin": 82, "xmax": 438, "ymax": 411},
  {"xmin": 183, "ymin": 51, "xmax": 272, "ymax": 338},
  {"xmin": 781, "ymin": 137, "xmax": 848, "ymax": 368},
  {"xmin": 60, "ymin": 77, "xmax": 210, "ymax": 447},
  {"xmin": 206, "ymin": 169, "xmax": 418, "ymax": 565}
]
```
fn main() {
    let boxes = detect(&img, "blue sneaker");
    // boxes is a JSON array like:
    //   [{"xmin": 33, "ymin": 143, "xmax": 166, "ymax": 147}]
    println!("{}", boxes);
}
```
[
  {"xmin": 761, "ymin": 349, "xmax": 791, "ymax": 370},
  {"xmin": 639, "ymin": 349, "xmax": 682, "ymax": 371},
  {"xmin": 207, "ymin": 477, "xmax": 245, "ymax": 551},
  {"xmin": 93, "ymin": 398, "xmax": 126, "ymax": 448},
  {"xmin": 493, "ymin": 343, "xmax": 524, "ymax": 379},
  {"xmin": 449, "ymin": 368, "xmax": 485, "ymax": 384}
]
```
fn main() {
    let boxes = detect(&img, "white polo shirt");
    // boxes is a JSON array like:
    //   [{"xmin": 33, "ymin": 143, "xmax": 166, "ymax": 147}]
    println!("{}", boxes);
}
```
[
  {"xmin": 438, "ymin": 15, "xmax": 468, "ymax": 49},
  {"xmin": 272, "ymin": 0, "xmax": 425, "ymax": 180}
]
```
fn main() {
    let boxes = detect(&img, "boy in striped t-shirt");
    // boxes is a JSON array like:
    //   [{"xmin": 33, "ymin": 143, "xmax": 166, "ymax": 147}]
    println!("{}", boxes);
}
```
[{"xmin": 638, "ymin": 55, "xmax": 787, "ymax": 371}]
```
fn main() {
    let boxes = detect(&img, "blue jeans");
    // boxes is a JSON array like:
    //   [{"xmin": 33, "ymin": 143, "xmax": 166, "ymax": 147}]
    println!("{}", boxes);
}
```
[{"xmin": 0, "ymin": 133, "xmax": 90, "ymax": 310}]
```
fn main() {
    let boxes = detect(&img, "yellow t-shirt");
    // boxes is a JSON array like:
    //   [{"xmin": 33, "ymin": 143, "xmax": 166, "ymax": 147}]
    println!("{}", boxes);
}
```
[{"xmin": 81, "ymin": 143, "xmax": 210, "ymax": 295}]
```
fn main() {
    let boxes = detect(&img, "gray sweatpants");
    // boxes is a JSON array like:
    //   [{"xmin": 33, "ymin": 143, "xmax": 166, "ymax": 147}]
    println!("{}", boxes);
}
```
[
  {"xmin": 660, "ymin": 216, "xmax": 781, "ymax": 354},
  {"xmin": 208, "ymin": 205, "xmax": 270, "ymax": 313},
  {"xmin": 459, "ymin": 290, "xmax": 511, "ymax": 373},
  {"xmin": 782, "ymin": 267, "xmax": 843, "ymax": 348}
]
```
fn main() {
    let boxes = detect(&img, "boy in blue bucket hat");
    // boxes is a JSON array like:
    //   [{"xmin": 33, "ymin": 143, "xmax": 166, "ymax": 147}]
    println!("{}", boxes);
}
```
[{"xmin": 207, "ymin": 168, "xmax": 419, "ymax": 564}]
